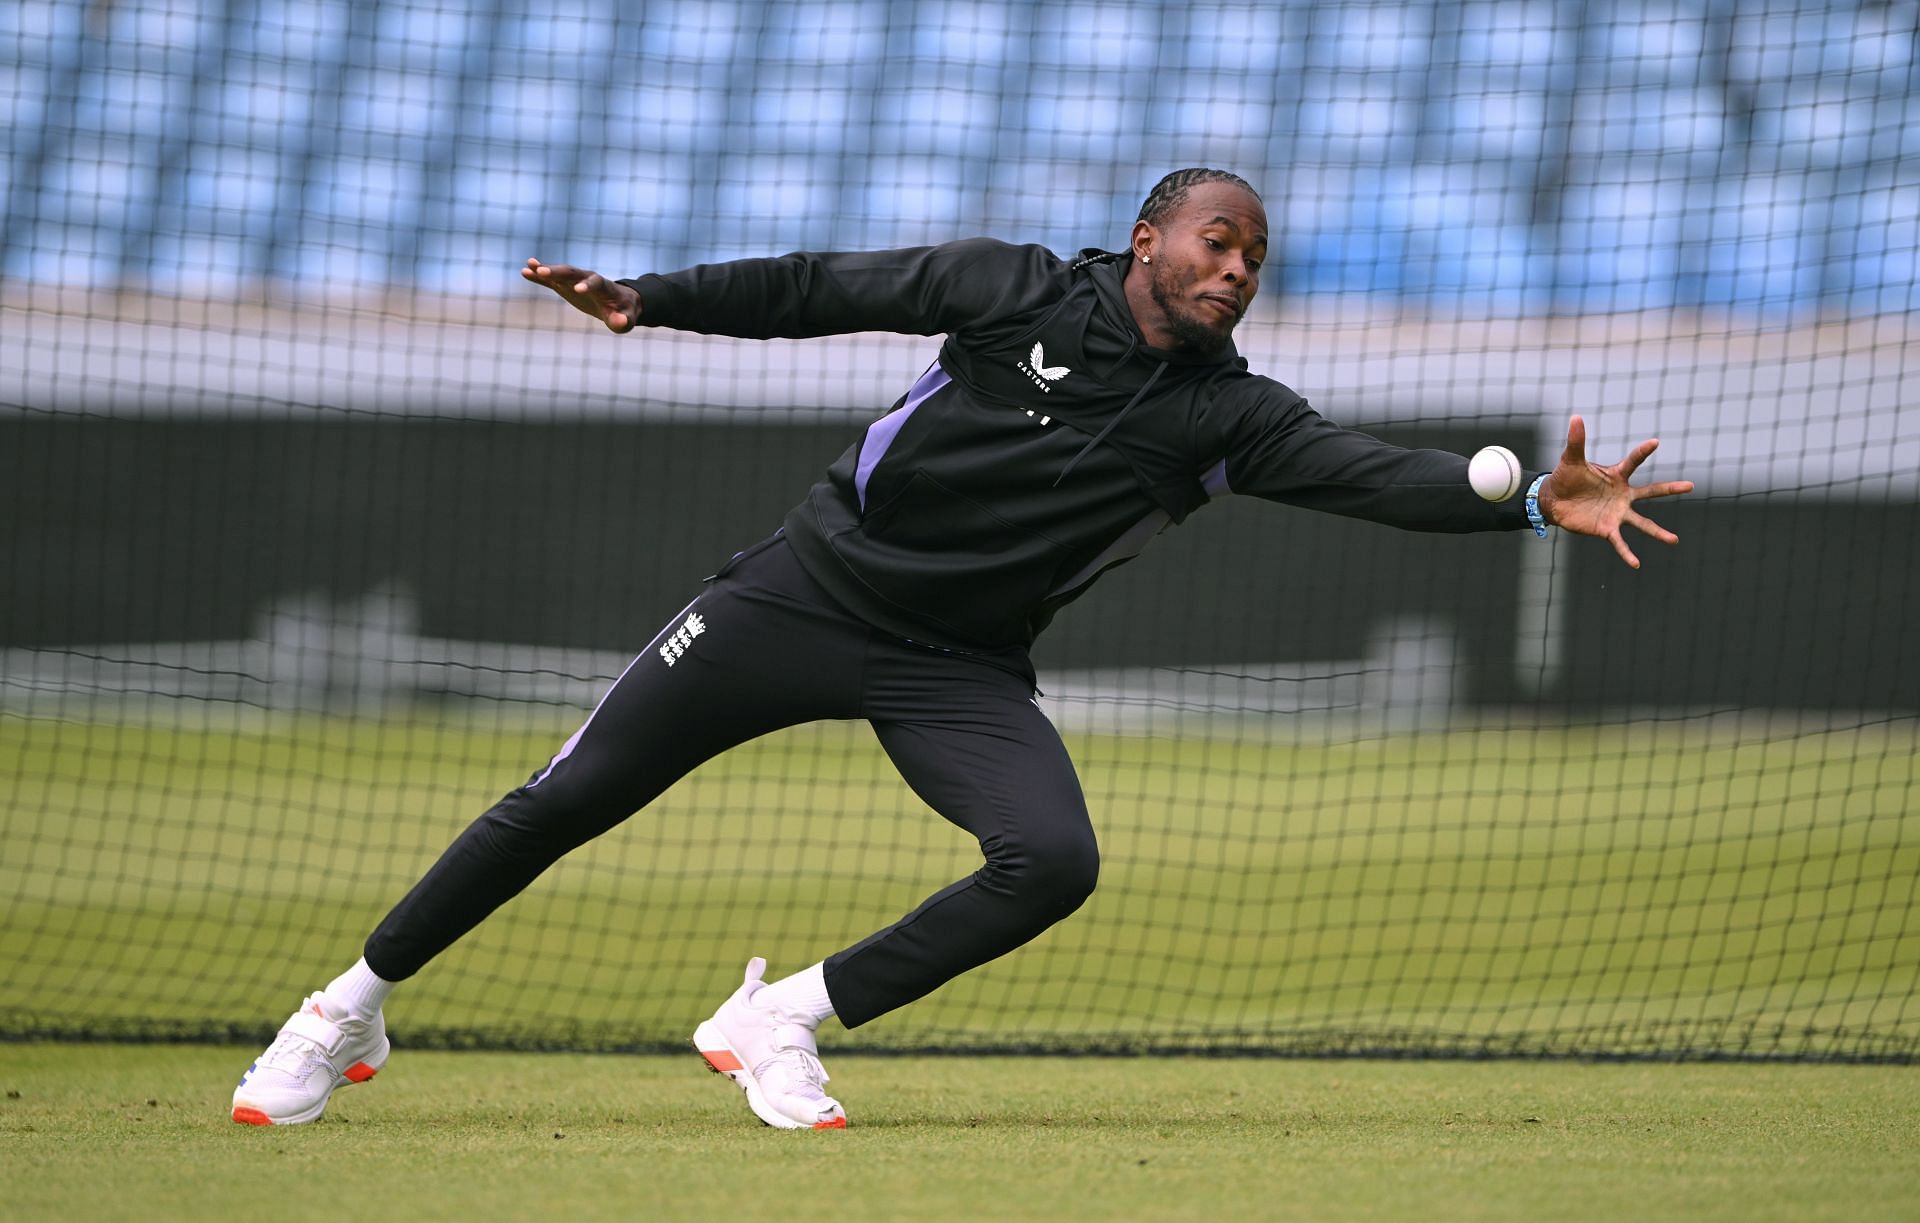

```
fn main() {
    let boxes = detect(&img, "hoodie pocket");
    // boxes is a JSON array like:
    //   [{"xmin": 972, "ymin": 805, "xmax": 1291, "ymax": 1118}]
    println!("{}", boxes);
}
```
[{"xmin": 835, "ymin": 470, "xmax": 1067, "ymax": 644}]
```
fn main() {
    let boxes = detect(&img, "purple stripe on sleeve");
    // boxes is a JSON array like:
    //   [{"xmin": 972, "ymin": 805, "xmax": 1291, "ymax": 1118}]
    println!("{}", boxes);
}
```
[
  {"xmin": 1202, "ymin": 457, "xmax": 1232, "ymax": 499},
  {"xmin": 855, "ymin": 362, "xmax": 950, "ymax": 510}
]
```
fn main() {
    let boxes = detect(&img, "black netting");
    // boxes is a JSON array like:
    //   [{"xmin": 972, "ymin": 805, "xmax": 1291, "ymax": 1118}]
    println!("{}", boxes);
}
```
[{"xmin": 2, "ymin": 0, "xmax": 1915, "ymax": 1060}]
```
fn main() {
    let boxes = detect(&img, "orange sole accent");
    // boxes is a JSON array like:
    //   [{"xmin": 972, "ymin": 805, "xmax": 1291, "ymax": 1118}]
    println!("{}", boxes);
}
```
[
  {"xmin": 700, "ymin": 1049, "xmax": 744, "ymax": 1074},
  {"xmin": 812, "ymin": 1116, "xmax": 847, "ymax": 1129},
  {"xmin": 232, "ymin": 1106, "xmax": 273, "ymax": 1126},
  {"xmin": 343, "ymin": 1062, "xmax": 378, "ymax": 1083}
]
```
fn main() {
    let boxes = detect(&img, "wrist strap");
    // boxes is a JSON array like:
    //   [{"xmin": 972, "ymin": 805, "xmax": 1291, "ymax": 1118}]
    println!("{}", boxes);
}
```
[{"xmin": 1524, "ymin": 473, "xmax": 1550, "ymax": 538}]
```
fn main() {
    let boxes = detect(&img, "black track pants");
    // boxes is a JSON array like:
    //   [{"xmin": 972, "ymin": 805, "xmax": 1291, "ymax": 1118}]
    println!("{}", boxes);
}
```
[{"xmin": 362, "ymin": 535, "xmax": 1096, "ymax": 1028}]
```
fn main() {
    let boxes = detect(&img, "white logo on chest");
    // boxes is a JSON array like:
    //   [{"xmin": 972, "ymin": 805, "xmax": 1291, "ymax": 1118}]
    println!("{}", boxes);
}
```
[{"xmin": 1016, "ymin": 342, "xmax": 1070, "ymax": 393}]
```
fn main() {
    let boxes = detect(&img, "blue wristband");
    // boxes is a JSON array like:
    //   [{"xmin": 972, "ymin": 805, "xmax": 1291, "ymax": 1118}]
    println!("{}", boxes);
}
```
[{"xmin": 1524, "ymin": 473, "xmax": 1550, "ymax": 538}]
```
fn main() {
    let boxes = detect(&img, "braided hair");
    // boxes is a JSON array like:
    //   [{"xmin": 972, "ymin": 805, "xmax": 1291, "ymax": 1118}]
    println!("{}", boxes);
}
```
[{"xmin": 1136, "ymin": 168, "xmax": 1261, "ymax": 228}]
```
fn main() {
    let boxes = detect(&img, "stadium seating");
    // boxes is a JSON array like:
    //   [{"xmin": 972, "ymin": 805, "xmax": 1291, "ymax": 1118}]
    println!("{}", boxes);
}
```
[{"xmin": 2, "ymin": 0, "xmax": 1912, "ymax": 313}]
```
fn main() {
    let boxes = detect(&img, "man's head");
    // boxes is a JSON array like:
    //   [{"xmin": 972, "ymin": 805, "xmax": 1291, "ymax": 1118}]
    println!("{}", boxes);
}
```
[{"xmin": 1125, "ymin": 169, "xmax": 1268, "ymax": 355}]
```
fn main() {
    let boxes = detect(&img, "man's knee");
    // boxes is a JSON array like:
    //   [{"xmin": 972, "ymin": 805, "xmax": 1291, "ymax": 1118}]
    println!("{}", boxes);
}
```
[{"xmin": 991, "ymin": 822, "xmax": 1100, "ymax": 913}]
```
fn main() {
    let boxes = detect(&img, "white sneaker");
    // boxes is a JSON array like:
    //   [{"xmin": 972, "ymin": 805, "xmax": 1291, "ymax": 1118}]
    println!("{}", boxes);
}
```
[
  {"xmin": 232, "ymin": 992, "xmax": 389, "ymax": 1125},
  {"xmin": 693, "ymin": 957, "xmax": 847, "ymax": 1130}
]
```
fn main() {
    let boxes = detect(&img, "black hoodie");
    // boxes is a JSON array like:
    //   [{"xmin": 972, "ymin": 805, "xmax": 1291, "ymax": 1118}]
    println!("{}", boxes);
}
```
[{"xmin": 623, "ymin": 239, "xmax": 1535, "ymax": 653}]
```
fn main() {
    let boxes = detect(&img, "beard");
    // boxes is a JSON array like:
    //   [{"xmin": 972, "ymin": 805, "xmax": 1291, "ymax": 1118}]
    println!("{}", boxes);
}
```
[{"xmin": 1146, "ymin": 260, "xmax": 1236, "ymax": 355}]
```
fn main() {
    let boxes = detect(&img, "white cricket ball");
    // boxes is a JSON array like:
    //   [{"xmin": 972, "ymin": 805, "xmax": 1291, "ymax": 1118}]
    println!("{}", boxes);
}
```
[{"xmin": 1468, "ymin": 445, "xmax": 1523, "ymax": 502}]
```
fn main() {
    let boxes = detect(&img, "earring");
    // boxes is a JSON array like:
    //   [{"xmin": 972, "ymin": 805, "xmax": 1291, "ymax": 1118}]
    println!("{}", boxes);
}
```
[{"xmin": 1141, "ymin": 255, "xmax": 1151, "ymax": 264}]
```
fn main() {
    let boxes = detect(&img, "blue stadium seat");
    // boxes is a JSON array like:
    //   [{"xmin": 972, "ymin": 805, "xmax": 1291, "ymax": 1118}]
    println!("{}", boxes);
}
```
[
  {"xmin": 1397, "ymin": 161, "xmax": 1547, "ymax": 310},
  {"xmin": 229, "ymin": 0, "xmax": 353, "ymax": 60},
  {"xmin": 499, "ymin": 0, "xmax": 613, "ymax": 60},
  {"xmin": 1030, "ymin": 1, "xmax": 1160, "ymax": 65},
  {"xmin": 14, "ymin": 222, "xmax": 121, "ymax": 281},
  {"xmin": 1270, "ymin": 165, "xmax": 1410, "ymax": 295},
  {"xmin": 0, "ymin": 0, "xmax": 86, "ymax": 65},
  {"xmin": 481, "ymin": 78, "xmax": 585, "ymax": 147},
  {"xmin": 34, "ymin": 137, "xmax": 150, "ymax": 229},
  {"xmin": 742, "ymin": 73, "xmax": 863, "ymax": 155},
  {"xmin": 632, "ymin": 0, "xmax": 748, "ymax": 63},
  {"xmin": 1450, "ymin": 0, "xmax": 1565, "ymax": 85},
  {"xmin": 868, "ymin": 76, "xmax": 1002, "ymax": 158},
  {"xmin": 1726, "ymin": 1, "xmax": 1857, "ymax": 89},
  {"xmin": 1678, "ymin": 172, "xmax": 1830, "ymax": 310},
  {"xmin": 332, "ymin": 67, "xmax": 453, "ymax": 162},
  {"xmin": 2, "ymin": 0, "xmax": 1907, "ymax": 317},
  {"xmin": 443, "ymin": 148, "xmax": 556, "ymax": 239},
  {"xmin": 373, "ymin": 0, "xmax": 484, "ymax": 74},
  {"xmin": 1147, "ymin": 72, "xmax": 1280, "ymax": 168},
  {"xmin": 1023, "ymin": 72, "xmax": 1149, "ymax": 153},
  {"xmin": 603, "ymin": 82, "xmax": 731, "ymax": 156},
  {"xmin": 417, "ymin": 226, "xmax": 534, "ymax": 294},
  {"xmin": 759, "ymin": 0, "xmax": 889, "ymax": 66},
  {"xmin": 71, "ymin": 67, "xmax": 182, "ymax": 142},
  {"xmin": 1751, "ymin": 84, "xmax": 1888, "ymax": 170},
  {"xmin": 1291, "ymin": 0, "xmax": 1430, "ymax": 168},
  {"xmin": 1171, "ymin": 4, "xmax": 1300, "ymax": 74},
  {"xmin": 1825, "ymin": 175, "xmax": 1920, "ymax": 314},
  {"xmin": 301, "ymin": 155, "xmax": 417, "ymax": 228},
  {"xmin": 561, "ymin": 176, "xmax": 693, "ymax": 265},
  {"xmin": 171, "ymin": 143, "xmax": 284, "ymax": 244},
  {"xmin": 1422, "ymin": 89, "xmax": 1554, "ymax": 164},
  {"xmin": 2, "ymin": 68, "xmax": 51, "ymax": 154},
  {"xmin": 1291, "ymin": 88, "xmax": 1422, "ymax": 166},
  {"xmin": 1847, "ymin": 4, "xmax": 1920, "ymax": 98},
  {"xmin": 1305, "ymin": 0, "xmax": 1432, "ymax": 72},
  {"xmin": 142, "ymin": 231, "xmax": 257, "ymax": 286},
  {"xmin": 1588, "ymin": 0, "xmax": 1714, "ymax": 89},
  {"xmin": 108, "ymin": 0, "xmax": 218, "ymax": 57},
  {"xmin": 981, "ymin": 157, "xmax": 1131, "ymax": 251},
  {"xmin": 1552, "ymin": 177, "xmax": 1690, "ymax": 312},
  {"xmin": 855, "ymin": 157, "xmax": 970, "ymax": 246},
  {"xmin": 709, "ymin": 153, "xmax": 841, "ymax": 258},
  {"xmin": 203, "ymin": 68, "xmax": 317, "ymax": 150},
  {"xmin": 1567, "ymin": 86, "xmax": 1726, "ymax": 164},
  {"xmin": 905, "ymin": 0, "xmax": 1020, "ymax": 66}
]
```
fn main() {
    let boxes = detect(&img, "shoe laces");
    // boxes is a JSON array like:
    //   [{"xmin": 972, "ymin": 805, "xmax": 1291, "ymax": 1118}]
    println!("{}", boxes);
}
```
[
  {"xmin": 255, "ymin": 996, "xmax": 363, "ymax": 1079},
  {"xmin": 755, "ymin": 1019, "xmax": 832, "ymax": 1101},
  {"xmin": 256, "ymin": 1030, "xmax": 329, "ymax": 1080}
]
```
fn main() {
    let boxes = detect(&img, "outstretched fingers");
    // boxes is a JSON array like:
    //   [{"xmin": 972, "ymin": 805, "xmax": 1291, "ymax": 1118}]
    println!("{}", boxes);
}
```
[
  {"xmin": 1609, "ymin": 528, "xmax": 1642, "ymax": 570},
  {"xmin": 1555, "ymin": 417, "xmax": 1694, "ymax": 568},
  {"xmin": 1561, "ymin": 414, "xmax": 1589, "ymax": 467},
  {"xmin": 576, "ymin": 270, "xmax": 621, "ymax": 307},
  {"xmin": 522, "ymin": 257, "xmax": 633, "ymax": 331},
  {"xmin": 1633, "ymin": 479, "xmax": 1695, "ymax": 502},
  {"xmin": 1618, "ymin": 437, "xmax": 1660, "ymax": 478},
  {"xmin": 1624, "ymin": 508, "xmax": 1679, "ymax": 546},
  {"xmin": 523, "ymin": 257, "xmax": 584, "ymax": 287},
  {"xmin": 568, "ymin": 270, "xmax": 631, "ymax": 330}
]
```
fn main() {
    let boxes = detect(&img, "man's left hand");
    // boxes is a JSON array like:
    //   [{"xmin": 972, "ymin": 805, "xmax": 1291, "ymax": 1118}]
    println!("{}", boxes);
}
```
[{"xmin": 1537, "ymin": 415, "xmax": 1696, "ymax": 569}]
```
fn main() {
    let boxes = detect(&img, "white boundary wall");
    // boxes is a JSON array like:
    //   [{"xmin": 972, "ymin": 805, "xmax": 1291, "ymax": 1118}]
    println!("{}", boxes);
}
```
[{"xmin": 4, "ymin": 294, "xmax": 1916, "ymax": 499}]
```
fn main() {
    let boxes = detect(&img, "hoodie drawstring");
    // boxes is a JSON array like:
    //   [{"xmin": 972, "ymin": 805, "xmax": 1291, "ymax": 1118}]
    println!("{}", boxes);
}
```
[{"xmin": 1054, "ymin": 359, "xmax": 1168, "ymax": 486}]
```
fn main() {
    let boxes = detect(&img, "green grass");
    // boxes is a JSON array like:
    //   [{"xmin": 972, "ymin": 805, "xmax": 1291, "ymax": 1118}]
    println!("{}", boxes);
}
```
[
  {"xmin": 3, "ymin": 714, "xmax": 1917, "ymax": 1056},
  {"xmin": 3, "ymin": 1046, "xmax": 1917, "ymax": 1221}
]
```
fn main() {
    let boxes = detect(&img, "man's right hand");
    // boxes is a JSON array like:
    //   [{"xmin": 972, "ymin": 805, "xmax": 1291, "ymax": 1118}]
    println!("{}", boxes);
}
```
[{"xmin": 522, "ymin": 258, "xmax": 640, "ymax": 333}]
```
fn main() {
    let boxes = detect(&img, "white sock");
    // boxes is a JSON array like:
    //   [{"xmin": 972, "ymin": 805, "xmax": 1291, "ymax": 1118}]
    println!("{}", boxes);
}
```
[
  {"xmin": 324, "ymin": 957, "xmax": 396, "ymax": 1019},
  {"xmin": 754, "ymin": 962, "xmax": 836, "ymax": 1028}
]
